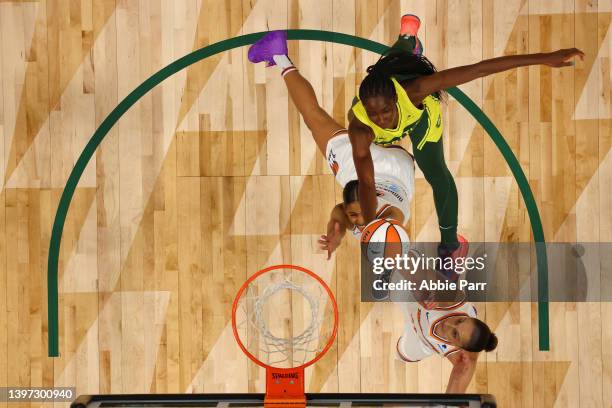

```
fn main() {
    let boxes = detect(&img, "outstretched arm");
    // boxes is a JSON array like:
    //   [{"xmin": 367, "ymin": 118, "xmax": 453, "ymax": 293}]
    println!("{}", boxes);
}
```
[
  {"xmin": 347, "ymin": 119, "xmax": 378, "ymax": 224},
  {"xmin": 406, "ymin": 48, "xmax": 585, "ymax": 105},
  {"xmin": 445, "ymin": 351, "xmax": 479, "ymax": 393},
  {"xmin": 319, "ymin": 204, "xmax": 349, "ymax": 260}
]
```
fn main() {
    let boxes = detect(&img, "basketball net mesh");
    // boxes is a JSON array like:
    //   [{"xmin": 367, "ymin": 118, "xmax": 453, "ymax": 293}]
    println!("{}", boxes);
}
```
[{"xmin": 234, "ymin": 268, "xmax": 335, "ymax": 369}]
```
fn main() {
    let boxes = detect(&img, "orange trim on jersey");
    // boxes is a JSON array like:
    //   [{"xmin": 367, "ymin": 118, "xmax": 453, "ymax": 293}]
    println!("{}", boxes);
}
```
[
  {"xmin": 411, "ymin": 319, "xmax": 418, "ymax": 334},
  {"xmin": 416, "ymin": 309, "xmax": 442, "ymax": 354},
  {"xmin": 429, "ymin": 312, "xmax": 470, "ymax": 345},
  {"xmin": 418, "ymin": 297, "xmax": 466, "ymax": 311},
  {"xmin": 396, "ymin": 337, "xmax": 420, "ymax": 362},
  {"xmin": 443, "ymin": 348, "xmax": 461, "ymax": 357},
  {"xmin": 417, "ymin": 290, "xmax": 466, "ymax": 311},
  {"xmin": 329, "ymin": 128, "xmax": 348, "ymax": 138}
]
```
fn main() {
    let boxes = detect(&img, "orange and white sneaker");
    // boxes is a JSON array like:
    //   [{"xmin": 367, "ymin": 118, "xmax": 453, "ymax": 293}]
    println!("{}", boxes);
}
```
[
  {"xmin": 399, "ymin": 14, "xmax": 424, "ymax": 55},
  {"xmin": 453, "ymin": 234, "xmax": 469, "ymax": 259},
  {"xmin": 400, "ymin": 14, "xmax": 421, "ymax": 37}
]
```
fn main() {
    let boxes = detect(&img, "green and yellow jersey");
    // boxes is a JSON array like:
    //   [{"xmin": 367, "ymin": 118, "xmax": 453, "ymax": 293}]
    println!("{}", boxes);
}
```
[{"xmin": 351, "ymin": 77, "xmax": 443, "ymax": 149}]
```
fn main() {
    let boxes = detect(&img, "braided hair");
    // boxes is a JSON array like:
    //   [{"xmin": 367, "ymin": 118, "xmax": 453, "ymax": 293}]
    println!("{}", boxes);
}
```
[{"xmin": 358, "ymin": 52, "xmax": 444, "ymax": 102}]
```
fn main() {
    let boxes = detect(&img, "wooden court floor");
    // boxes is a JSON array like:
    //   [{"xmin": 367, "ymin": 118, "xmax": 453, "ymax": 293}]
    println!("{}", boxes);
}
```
[{"xmin": 0, "ymin": 0, "xmax": 610, "ymax": 407}]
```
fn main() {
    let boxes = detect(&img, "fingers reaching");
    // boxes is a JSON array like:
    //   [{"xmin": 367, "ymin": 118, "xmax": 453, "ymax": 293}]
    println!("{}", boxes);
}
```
[
  {"xmin": 318, "ymin": 235, "xmax": 328, "ymax": 250},
  {"xmin": 320, "ymin": 222, "xmax": 343, "ymax": 260},
  {"xmin": 547, "ymin": 48, "xmax": 585, "ymax": 67},
  {"xmin": 571, "ymin": 48, "xmax": 585, "ymax": 61},
  {"xmin": 561, "ymin": 48, "xmax": 585, "ymax": 63}
]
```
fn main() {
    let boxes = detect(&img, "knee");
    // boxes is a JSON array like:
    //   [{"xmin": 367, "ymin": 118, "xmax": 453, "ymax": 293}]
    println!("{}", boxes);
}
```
[{"xmin": 421, "ymin": 165, "xmax": 452, "ymax": 185}]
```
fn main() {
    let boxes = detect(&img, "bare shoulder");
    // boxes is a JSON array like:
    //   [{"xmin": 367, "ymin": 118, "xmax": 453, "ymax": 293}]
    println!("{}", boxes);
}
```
[
  {"xmin": 401, "ymin": 80, "xmax": 427, "ymax": 107},
  {"xmin": 348, "ymin": 115, "xmax": 370, "ymax": 131},
  {"xmin": 347, "ymin": 108, "xmax": 355, "ymax": 122}
]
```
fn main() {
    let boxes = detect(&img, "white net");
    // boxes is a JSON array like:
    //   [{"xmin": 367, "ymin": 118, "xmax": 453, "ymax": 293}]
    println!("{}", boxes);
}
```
[{"xmin": 234, "ymin": 267, "xmax": 336, "ymax": 369}]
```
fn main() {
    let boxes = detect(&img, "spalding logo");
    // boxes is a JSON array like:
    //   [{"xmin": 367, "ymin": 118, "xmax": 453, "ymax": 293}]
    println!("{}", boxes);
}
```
[{"xmin": 272, "ymin": 372, "xmax": 299, "ymax": 379}]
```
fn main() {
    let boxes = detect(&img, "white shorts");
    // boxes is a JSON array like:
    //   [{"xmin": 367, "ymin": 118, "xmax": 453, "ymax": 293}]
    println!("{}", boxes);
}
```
[
  {"xmin": 325, "ymin": 132, "xmax": 414, "ymax": 189},
  {"xmin": 325, "ymin": 131, "xmax": 415, "ymax": 221},
  {"xmin": 397, "ymin": 326, "xmax": 434, "ymax": 362},
  {"xmin": 395, "ymin": 302, "xmax": 433, "ymax": 362}
]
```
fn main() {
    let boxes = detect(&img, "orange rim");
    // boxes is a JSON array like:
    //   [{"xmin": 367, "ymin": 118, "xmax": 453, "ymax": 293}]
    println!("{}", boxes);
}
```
[{"xmin": 231, "ymin": 264, "xmax": 339, "ymax": 371}]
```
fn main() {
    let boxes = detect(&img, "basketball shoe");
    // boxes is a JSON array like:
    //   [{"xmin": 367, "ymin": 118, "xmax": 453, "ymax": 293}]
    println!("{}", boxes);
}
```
[
  {"xmin": 247, "ymin": 30, "xmax": 288, "ymax": 66},
  {"xmin": 371, "ymin": 267, "xmax": 392, "ymax": 301},
  {"xmin": 399, "ymin": 14, "xmax": 423, "ymax": 55}
]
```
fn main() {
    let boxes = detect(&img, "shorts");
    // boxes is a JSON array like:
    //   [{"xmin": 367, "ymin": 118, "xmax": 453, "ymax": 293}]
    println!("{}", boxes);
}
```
[
  {"xmin": 396, "ymin": 306, "xmax": 434, "ymax": 362},
  {"xmin": 325, "ymin": 131, "xmax": 414, "ymax": 193},
  {"xmin": 397, "ymin": 332, "xmax": 434, "ymax": 362}
]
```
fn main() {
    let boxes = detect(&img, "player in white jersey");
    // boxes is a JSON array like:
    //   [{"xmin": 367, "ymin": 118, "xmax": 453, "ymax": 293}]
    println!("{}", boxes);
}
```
[
  {"xmin": 247, "ymin": 53, "xmax": 415, "ymax": 259},
  {"xmin": 325, "ymin": 130, "xmax": 414, "ymax": 244},
  {"xmin": 391, "ymin": 255, "xmax": 498, "ymax": 393}
]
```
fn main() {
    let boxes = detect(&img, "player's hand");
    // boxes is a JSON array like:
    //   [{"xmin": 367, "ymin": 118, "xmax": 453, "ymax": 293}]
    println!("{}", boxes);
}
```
[
  {"xmin": 318, "ymin": 222, "xmax": 342, "ymax": 260},
  {"xmin": 543, "ymin": 48, "xmax": 584, "ymax": 67}
]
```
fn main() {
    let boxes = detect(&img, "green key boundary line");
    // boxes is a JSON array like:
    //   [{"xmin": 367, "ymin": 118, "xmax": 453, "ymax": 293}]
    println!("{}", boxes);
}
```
[{"xmin": 47, "ymin": 29, "xmax": 549, "ymax": 357}]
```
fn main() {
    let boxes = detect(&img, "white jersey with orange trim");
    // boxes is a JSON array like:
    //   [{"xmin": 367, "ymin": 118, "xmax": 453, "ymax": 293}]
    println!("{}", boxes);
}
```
[
  {"xmin": 325, "ymin": 131, "xmax": 415, "ymax": 239},
  {"xmin": 396, "ymin": 299, "xmax": 478, "ymax": 362}
]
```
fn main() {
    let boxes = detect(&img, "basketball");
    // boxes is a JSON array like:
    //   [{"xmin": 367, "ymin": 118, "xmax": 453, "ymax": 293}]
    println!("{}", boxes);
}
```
[{"xmin": 360, "ymin": 218, "xmax": 410, "ymax": 263}]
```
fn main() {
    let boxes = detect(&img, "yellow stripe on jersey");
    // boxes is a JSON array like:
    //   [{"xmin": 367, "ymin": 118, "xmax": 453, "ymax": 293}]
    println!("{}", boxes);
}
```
[{"xmin": 351, "ymin": 77, "xmax": 443, "ymax": 148}]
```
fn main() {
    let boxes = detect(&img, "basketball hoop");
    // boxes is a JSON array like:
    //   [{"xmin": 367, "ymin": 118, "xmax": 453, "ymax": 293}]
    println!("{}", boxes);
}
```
[{"xmin": 231, "ymin": 265, "xmax": 339, "ymax": 407}]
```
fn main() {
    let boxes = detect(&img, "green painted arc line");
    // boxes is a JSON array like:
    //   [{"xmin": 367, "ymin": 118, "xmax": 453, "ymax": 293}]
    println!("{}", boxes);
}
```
[
  {"xmin": 47, "ymin": 29, "xmax": 549, "ymax": 357},
  {"xmin": 448, "ymin": 88, "xmax": 549, "ymax": 350}
]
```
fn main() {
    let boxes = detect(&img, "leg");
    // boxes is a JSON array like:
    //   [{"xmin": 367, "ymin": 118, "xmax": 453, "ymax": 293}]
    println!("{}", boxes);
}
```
[
  {"xmin": 385, "ymin": 14, "xmax": 424, "ymax": 56},
  {"xmin": 410, "ymin": 137, "xmax": 459, "ymax": 248},
  {"xmin": 283, "ymin": 70, "xmax": 344, "ymax": 154},
  {"xmin": 346, "ymin": 16, "xmax": 424, "ymax": 122},
  {"xmin": 386, "ymin": 35, "xmax": 423, "ymax": 57},
  {"xmin": 248, "ymin": 31, "xmax": 343, "ymax": 154}
]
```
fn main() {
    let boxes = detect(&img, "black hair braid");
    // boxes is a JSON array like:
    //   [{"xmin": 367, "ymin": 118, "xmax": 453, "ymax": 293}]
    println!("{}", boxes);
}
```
[{"xmin": 358, "ymin": 52, "xmax": 445, "ymax": 102}]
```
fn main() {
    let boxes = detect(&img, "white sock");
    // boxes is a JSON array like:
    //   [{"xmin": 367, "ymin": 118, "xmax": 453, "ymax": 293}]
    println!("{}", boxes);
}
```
[
  {"xmin": 272, "ymin": 54, "xmax": 293, "ymax": 69},
  {"xmin": 272, "ymin": 55, "xmax": 297, "ymax": 76}
]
